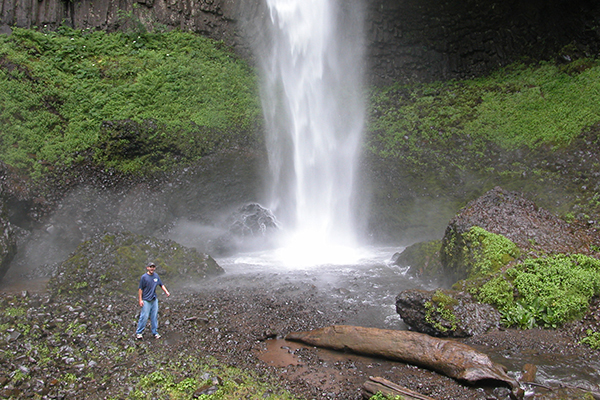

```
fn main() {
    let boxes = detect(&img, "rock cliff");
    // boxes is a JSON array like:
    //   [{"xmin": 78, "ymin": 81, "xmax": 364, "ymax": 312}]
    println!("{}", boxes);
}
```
[{"xmin": 1, "ymin": 0, "xmax": 599, "ymax": 84}]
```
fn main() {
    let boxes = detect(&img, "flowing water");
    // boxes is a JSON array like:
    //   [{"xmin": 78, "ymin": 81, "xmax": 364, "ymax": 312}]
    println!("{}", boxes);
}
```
[{"xmin": 258, "ymin": 0, "xmax": 366, "ymax": 267}]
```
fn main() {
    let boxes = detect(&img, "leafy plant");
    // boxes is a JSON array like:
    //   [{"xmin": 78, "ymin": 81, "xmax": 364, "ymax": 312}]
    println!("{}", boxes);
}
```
[
  {"xmin": 473, "ymin": 254, "xmax": 600, "ymax": 328},
  {"xmin": 424, "ymin": 290, "xmax": 459, "ymax": 332},
  {"xmin": 580, "ymin": 329, "xmax": 600, "ymax": 350}
]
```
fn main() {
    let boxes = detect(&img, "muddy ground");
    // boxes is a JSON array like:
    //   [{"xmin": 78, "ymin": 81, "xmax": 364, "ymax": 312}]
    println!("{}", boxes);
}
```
[{"xmin": 1, "ymin": 271, "xmax": 599, "ymax": 400}]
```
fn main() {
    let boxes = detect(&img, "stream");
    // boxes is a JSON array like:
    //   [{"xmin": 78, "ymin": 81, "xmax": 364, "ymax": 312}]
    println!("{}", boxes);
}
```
[{"xmin": 213, "ymin": 245, "xmax": 600, "ymax": 397}]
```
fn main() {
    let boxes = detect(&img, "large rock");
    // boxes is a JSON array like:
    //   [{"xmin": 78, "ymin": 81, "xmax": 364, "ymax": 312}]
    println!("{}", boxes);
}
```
[
  {"xmin": 391, "ymin": 240, "xmax": 442, "ymax": 282},
  {"xmin": 396, "ymin": 288, "xmax": 501, "ymax": 337},
  {"xmin": 48, "ymin": 231, "xmax": 224, "ymax": 297},
  {"xmin": 209, "ymin": 203, "xmax": 279, "ymax": 255},
  {"xmin": 440, "ymin": 186, "xmax": 592, "ymax": 281}
]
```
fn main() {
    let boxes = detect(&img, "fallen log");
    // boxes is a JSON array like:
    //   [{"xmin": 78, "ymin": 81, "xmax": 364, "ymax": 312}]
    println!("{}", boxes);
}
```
[
  {"xmin": 286, "ymin": 325, "xmax": 522, "ymax": 398},
  {"xmin": 363, "ymin": 376, "xmax": 436, "ymax": 400}
]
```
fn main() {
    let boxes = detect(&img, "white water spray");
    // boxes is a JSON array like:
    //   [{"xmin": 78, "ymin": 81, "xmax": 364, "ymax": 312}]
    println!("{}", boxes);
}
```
[{"xmin": 259, "ymin": 0, "xmax": 366, "ymax": 266}]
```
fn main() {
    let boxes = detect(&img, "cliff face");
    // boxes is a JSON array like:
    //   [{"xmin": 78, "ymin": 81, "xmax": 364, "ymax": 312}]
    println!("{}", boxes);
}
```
[
  {"xmin": 1, "ymin": 0, "xmax": 599, "ymax": 84},
  {"xmin": 367, "ymin": 0, "xmax": 600, "ymax": 84}
]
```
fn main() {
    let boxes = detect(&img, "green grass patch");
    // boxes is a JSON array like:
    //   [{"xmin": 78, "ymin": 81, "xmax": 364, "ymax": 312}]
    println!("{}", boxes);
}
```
[
  {"xmin": 129, "ymin": 355, "xmax": 299, "ymax": 400},
  {"xmin": 368, "ymin": 59, "xmax": 600, "ymax": 160},
  {"xmin": 0, "ymin": 26, "xmax": 261, "ymax": 177}
]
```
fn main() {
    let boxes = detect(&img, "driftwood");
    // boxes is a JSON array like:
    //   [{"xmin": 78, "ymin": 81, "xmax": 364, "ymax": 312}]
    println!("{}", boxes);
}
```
[
  {"xmin": 363, "ymin": 376, "xmax": 436, "ymax": 400},
  {"xmin": 286, "ymin": 325, "xmax": 522, "ymax": 398}
]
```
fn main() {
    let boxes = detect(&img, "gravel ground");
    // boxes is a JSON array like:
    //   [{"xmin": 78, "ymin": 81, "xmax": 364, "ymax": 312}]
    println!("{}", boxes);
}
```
[{"xmin": 2, "ymin": 273, "xmax": 600, "ymax": 400}]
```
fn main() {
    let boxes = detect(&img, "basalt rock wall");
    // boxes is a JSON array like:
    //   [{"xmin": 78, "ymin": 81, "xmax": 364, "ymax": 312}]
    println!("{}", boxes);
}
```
[{"xmin": 1, "ymin": 0, "xmax": 599, "ymax": 85}]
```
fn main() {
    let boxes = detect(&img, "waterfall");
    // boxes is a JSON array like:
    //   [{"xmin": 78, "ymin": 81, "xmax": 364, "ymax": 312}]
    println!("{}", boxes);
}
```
[{"xmin": 259, "ymin": 0, "xmax": 366, "ymax": 266}]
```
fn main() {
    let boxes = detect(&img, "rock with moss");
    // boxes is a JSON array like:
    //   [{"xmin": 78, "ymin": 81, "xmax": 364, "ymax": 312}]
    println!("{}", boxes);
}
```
[
  {"xmin": 48, "ymin": 232, "xmax": 224, "ymax": 297},
  {"xmin": 396, "ymin": 288, "xmax": 501, "ymax": 337},
  {"xmin": 439, "ymin": 186, "xmax": 595, "ymax": 282},
  {"xmin": 391, "ymin": 240, "xmax": 442, "ymax": 282},
  {"xmin": 441, "ymin": 225, "xmax": 520, "ymax": 282}
]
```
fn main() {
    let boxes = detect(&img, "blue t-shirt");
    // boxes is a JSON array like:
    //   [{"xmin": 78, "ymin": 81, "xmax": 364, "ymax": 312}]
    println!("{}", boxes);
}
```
[{"xmin": 139, "ymin": 272, "xmax": 163, "ymax": 301}]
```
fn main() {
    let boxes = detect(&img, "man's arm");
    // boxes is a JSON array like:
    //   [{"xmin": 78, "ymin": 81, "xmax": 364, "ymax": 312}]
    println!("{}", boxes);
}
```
[
  {"xmin": 161, "ymin": 285, "xmax": 170, "ymax": 297},
  {"xmin": 138, "ymin": 288, "xmax": 144, "ymax": 307}
]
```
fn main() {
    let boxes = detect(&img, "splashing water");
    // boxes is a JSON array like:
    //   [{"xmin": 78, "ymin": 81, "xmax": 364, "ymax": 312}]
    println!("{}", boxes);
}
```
[{"xmin": 259, "ymin": 0, "xmax": 366, "ymax": 266}]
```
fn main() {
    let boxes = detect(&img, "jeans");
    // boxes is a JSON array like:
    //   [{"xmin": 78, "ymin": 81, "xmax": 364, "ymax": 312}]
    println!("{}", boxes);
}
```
[{"xmin": 136, "ymin": 298, "xmax": 159, "ymax": 335}]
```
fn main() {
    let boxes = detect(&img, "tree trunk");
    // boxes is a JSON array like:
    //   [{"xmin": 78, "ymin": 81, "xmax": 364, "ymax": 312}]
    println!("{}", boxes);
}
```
[{"xmin": 286, "ymin": 325, "xmax": 523, "ymax": 399}]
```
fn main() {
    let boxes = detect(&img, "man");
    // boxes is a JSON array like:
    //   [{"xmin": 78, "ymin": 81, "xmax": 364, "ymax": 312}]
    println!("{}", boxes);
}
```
[{"xmin": 135, "ymin": 262, "xmax": 170, "ymax": 339}]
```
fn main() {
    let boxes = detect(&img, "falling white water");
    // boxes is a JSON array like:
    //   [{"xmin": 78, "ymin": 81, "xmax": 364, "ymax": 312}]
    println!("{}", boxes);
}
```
[{"xmin": 259, "ymin": 0, "xmax": 366, "ymax": 266}]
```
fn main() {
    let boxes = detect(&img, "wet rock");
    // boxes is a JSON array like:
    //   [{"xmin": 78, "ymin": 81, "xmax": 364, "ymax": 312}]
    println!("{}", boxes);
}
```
[
  {"xmin": 396, "ymin": 289, "xmax": 501, "ymax": 337},
  {"xmin": 391, "ymin": 240, "xmax": 442, "ymax": 282},
  {"xmin": 6, "ymin": 330, "xmax": 21, "ymax": 342},
  {"xmin": 521, "ymin": 363, "xmax": 537, "ymax": 383},
  {"xmin": 227, "ymin": 203, "xmax": 279, "ymax": 237},
  {"xmin": 210, "ymin": 203, "xmax": 279, "ymax": 255}
]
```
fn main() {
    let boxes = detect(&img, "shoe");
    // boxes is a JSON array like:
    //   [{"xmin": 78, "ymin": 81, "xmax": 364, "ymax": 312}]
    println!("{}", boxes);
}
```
[
  {"xmin": 136, "ymin": 334, "xmax": 143, "ymax": 340},
  {"xmin": 154, "ymin": 333, "xmax": 161, "ymax": 339}
]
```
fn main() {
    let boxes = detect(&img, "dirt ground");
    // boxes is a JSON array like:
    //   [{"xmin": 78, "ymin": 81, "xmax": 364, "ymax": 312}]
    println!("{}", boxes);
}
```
[{"xmin": 2, "ymin": 273, "xmax": 600, "ymax": 400}]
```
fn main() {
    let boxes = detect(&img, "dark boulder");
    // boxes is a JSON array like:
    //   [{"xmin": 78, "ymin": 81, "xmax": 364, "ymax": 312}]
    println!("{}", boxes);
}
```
[
  {"xmin": 396, "ymin": 288, "xmax": 501, "ymax": 337},
  {"xmin": 209, "ymin": 203, "xmax": 279, "ymax": 255},
  {"xmin": 443, "ymin": 186, "xmax": 591, "ymax": 254}
]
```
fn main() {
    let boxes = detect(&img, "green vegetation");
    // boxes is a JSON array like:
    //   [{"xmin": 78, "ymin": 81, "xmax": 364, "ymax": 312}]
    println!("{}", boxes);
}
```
[
  {"xmin": 470, "ymin": 254, "xmax": 600, "ymax": 329},
  {"xmin": 580, "ymin": 329, "xmax": 600, "ymax": 350},
  {"xmin": 368, "ymin": 59, "xmax": 600, "ymax": 162},
  {"xmin": 442, "ymin": 226, "xmax": 520, "ymax": 280},
  {"xmin": 0, "ymin": 26, "xmax": 261, "ymax": 177},
  {"xmin": 129, "ymin": 355, "xmax": 299, "ymax": 400},
  {"xmin": 463, "ymin": 227, "xmax": 521, "ymax": 277},
  {"xmin": 369, "ymin": 392, "xmax": 405, "ymax": 400},
  {"xmin": 424, "ymin": 290, "xmax": 459, "ymax": 333}
]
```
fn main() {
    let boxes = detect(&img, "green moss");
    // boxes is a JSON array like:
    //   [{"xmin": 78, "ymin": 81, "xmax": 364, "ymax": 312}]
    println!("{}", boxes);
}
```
[
  {"xmin": 464, "ymin": 226, "xmax": 521, "ymax": 277},
  {"xmin": 424, "ymin": 290, "xmax": 459, "ymax": 333},
  {"xmin": 441, "ymin": 226, "xmax": 520, "ymax": 281},
  {"xmin": 368, "ymin": 59, "xmax": 600, "ymax": 163}
]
